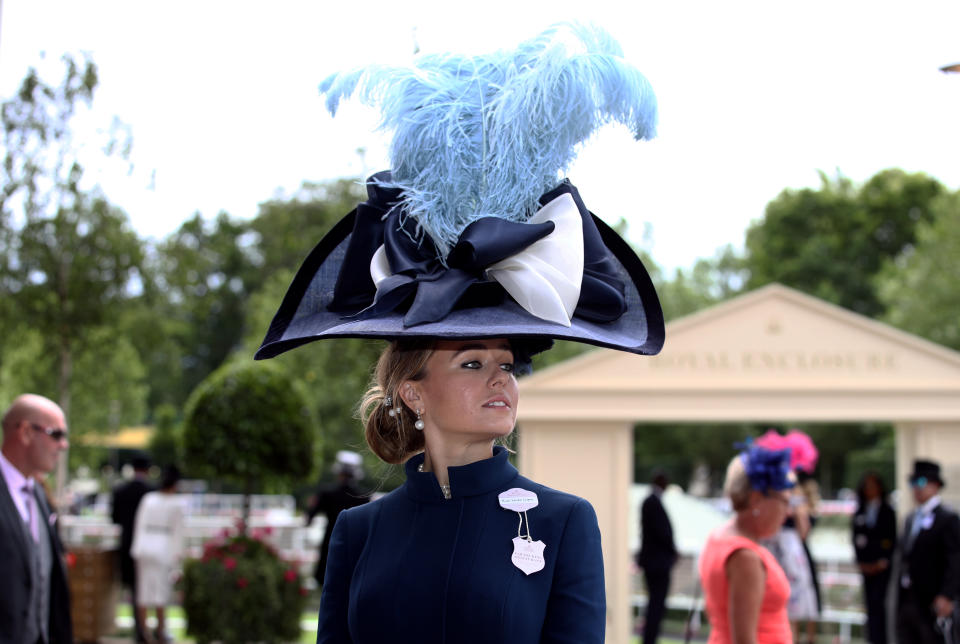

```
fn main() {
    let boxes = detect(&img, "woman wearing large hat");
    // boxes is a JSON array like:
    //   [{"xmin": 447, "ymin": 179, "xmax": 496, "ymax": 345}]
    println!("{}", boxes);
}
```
[{"xmin": 257, "ymin": 24, "xmax": 662, "ymax": 643}]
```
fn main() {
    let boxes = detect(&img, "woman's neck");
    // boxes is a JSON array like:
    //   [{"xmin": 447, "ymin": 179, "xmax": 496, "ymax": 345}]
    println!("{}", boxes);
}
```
[
  {"xmin": 421, "ymin": 438, "xmax": 496, "ymax": 488},
  {"xmin": 731, "ymin": 514, "xmax": 765, "ymax": 542}
]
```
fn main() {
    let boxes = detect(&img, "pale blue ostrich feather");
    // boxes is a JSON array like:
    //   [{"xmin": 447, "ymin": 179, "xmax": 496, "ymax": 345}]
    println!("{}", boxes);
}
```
[{"xmin": 319, "ymin": 23, "xmax": 658, "ymax": 257}]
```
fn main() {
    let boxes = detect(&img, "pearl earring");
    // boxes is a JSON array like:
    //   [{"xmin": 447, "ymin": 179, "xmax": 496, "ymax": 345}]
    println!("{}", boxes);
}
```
[
  {"xmin": 384, "ymin": 394, "xmax": 395, "ymax": 417},
  {"xmin": 414, "ymin": 409, "xmax": 425, "ymax": 431}
]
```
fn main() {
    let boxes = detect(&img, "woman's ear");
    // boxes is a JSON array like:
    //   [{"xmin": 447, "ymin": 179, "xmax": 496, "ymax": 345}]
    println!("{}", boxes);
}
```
[{"xmin": 398, "ymin": 381, "xmax": 421, "ymax": 411}]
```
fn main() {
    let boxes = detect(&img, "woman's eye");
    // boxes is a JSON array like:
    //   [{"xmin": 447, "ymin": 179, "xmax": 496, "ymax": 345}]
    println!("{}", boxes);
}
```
[
  {"xmin": 500, "ymin": 363, "xmax": 515, "ymax": 373},
  {"xmin": 461, "ymin": 360, "xmax": 481, "ymax": 369}
]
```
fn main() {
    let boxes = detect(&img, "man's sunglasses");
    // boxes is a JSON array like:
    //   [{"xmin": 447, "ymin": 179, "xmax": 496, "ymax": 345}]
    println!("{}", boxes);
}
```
[{"xmin": 29, "ymin": 423, "xmax": 69, "ymax": 442}]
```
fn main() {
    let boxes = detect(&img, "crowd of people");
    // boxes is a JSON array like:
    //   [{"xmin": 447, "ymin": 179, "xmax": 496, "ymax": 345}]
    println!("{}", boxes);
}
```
[
  {"xmin": 633, "ymin": 451, "xmax": 960, "ymax": 644},
  {"xmin": 3, "ymin": 399, "xmax": 960, "ymax": 644}
]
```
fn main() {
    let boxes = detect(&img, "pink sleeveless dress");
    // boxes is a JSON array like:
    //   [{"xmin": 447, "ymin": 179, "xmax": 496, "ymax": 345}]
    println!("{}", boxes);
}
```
[{"xmin": 698, "ymin": 533, "xmax": 792, "ymax": 644}]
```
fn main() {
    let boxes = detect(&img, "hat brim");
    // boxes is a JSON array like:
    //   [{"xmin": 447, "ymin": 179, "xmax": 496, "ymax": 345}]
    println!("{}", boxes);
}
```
[
  {"xmin": 255, "ymin": 199, "xmax": 664, "ymax": 361},
  {"xmin": 909, "ymin": 474, "xmax": 945, "ymax": 487}
]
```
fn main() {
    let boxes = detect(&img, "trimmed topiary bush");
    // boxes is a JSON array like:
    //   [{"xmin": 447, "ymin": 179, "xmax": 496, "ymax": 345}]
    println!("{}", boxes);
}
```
[{"xmin": 183, "ymin": 359, "xmax": 315, "ymax": 527}]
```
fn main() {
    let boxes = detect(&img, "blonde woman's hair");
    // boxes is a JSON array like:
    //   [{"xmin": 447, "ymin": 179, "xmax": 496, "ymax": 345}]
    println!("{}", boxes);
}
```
[
  {"xmin": 723, "ymin": 454, "xmax": 753, "ymax": 511},
  {"xmin": 359, "ymin": 340, "xmax": 434, "ymax": 464},
  {"xmin": 800, "ymin": 477, "xmax": 821, "ymax": 512}
]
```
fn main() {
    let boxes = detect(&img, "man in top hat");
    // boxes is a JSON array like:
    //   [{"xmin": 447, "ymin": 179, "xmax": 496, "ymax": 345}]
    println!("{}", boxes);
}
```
[
  {"xmin": 112, "ymin": 453, "xmax": 154, "ymax": 643},
  {"xmin": 0, "ymin": 394, "xmax": 73, "ymax": 644},
  {"xmin": 897, "ymin": 459, "xmax": 960, "ymax": 644}
]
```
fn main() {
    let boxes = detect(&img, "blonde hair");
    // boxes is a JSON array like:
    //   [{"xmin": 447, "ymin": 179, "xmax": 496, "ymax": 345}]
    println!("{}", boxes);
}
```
[
  {"xmin": 800, "ymin": 477, "xmax": 821, "ymax": 512},
  {"xmin": 723, "ymin": 455, "xmax": 753, "ymax": 511},
  {"xmin": 359, "ymin": 340, "xmax": 434, "ymax": 464}
]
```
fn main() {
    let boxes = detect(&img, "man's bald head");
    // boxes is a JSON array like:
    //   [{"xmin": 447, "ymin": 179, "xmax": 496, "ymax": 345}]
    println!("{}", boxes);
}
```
[
  {"xmin": 2, "ymin": 394, "xmax": 68, "ymax": 477},
  {"xmin": 2, "ymin": 394, "xmax": 64, "ymax": 436}
]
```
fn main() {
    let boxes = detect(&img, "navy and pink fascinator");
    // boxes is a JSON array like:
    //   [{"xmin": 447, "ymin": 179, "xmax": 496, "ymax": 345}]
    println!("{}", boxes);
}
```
[
  {"xmin": 738, "ymin": 442, "xmax": 796, "ymax": 494},
  {"xmin": 255, "ymin": 24, "xmax": 664, "ymax": 361}
]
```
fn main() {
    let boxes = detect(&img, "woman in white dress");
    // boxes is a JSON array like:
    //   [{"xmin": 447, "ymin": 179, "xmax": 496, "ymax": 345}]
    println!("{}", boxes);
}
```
[{"xmin": 131, "ymin": 465, "xmax": 185, "ymax": 643}]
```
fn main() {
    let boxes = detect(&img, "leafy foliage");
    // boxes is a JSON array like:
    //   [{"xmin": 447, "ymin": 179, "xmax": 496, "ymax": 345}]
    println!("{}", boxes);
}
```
[
  {"xmin": 744, "ymin": 169, "xmax": 944, "ymax": 317},
  {"xmin": 182, "ymin": 360, "xmax": 315, "ymax": 498},
  {"xmin": 0, "ymin": 53, "xmax": 144, "ymax": 448},
  {"xmin": 149, "ymin": 403, "xmax": 183, "ymax": 468},
  {"xmin": 144, "ymin": 213, "xmax": 259, "ymax": 407},
  {"xmin": 877, "ymin": 192, "xmax": 960, "ymax": 351},
  {"xmin": 181, "ymin": 530, "xmax": 307, "ymax": 644}
]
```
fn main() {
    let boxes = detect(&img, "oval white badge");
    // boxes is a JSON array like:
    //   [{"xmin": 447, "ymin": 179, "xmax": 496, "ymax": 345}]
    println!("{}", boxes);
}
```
[{"xmin": 498, "ymin": 488, "xmax": 539, "ymax": 512}]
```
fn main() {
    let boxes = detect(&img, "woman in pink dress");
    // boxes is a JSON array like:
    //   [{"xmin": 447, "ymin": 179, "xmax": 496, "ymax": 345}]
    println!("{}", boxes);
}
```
[{"xmin": 699, "ymin": 446, "xmax": 794, "ymax": 644}]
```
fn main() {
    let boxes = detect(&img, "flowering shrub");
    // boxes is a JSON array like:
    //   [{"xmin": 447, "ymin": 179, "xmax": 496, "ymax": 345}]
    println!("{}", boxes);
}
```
[{"xmin": 181, "ymin": 529, "xmax": 308, "ymax": 644}]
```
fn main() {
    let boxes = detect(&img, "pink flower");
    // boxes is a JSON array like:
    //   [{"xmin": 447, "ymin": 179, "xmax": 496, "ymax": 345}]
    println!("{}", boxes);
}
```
[
  {"xmin": 298, "ymin": 587, "xmax": 308, "ymax": 596},
  {"xmin": 224, "ymin": 557, "xmax": 237, "ymax": 571},
  {"xmin": 236, "ymin": 577, "xmax": 249, "ymax": 589},
  {"xmin": 284, "ymin": 569, "xmax": 297, "ymax": 583}
]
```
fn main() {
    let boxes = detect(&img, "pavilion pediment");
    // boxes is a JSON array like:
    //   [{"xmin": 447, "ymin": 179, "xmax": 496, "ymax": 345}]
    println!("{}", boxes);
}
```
[{"xmin": 523, "ymin": 284, "xmax": 960, "ymax": 392}]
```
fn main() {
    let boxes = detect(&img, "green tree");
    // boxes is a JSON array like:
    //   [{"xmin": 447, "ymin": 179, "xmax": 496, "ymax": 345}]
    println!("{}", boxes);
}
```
[
  {"xmin": 877, "ymin": 191, "xmax": 960, "ymax": 351},
  {"xmin": 243, "ymin": 180, "xmax": 384, "ymax": 478},
  {"xmin": 242, "ymin": 268, "xmax": 382, "ymax": 481},
  {"xmin": 148, "ymin": 403, "xmax": 182, "ymax": 468},
  {"xmin": 655, "ymin": 245, "xmax": 747, "ymax": 322},
  {"xmin": 248, "ymin": 179, "xmax": 363, "ymax": 282},
  {"xmin": 144, "ymin": 212, "xmax": 258, "ymax": 408},
  {"xmin": 183, "ymin": 360, "xmax": 315, "ymax": 530},
  {"xmin": 1, "ymin": 54, "xmax": 144, "ymax": 440},
  {"xmin": 744, "ymin": 169, "xmax": 944, "ymax": 317}
]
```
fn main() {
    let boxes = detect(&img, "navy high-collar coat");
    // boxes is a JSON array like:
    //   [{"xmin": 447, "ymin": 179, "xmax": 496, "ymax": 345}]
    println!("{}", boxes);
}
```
[{"xmin": 316, "ymin": 446, "xmax": 605, "ymax": 643}]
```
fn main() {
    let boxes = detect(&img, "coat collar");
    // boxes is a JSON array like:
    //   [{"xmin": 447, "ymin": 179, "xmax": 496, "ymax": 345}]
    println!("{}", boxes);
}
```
[
  {"xmin": 404, "ymin": 445, "xmax": 519, "ymax": 502},
  {"xmin": 0, "ymin": 464, "xmax": 34, "ymax": 576}
]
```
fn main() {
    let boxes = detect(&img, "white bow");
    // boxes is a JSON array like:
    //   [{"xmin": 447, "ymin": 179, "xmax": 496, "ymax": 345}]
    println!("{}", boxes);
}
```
[
  {"xmin": 368, "ymin": 192, "xmax": 584, "ymax": 327},
  {"xmin": 485, "ymin": 192, "xmax": 583, "ymax": 326}
]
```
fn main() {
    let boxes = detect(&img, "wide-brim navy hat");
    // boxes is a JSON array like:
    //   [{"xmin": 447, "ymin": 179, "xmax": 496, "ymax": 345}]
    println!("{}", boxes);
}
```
[
  {"xmin": 255, "ymin": 24, "xmax": 664, "ymax": 361},
  {"xmin": 255, "ymin": 174, "xmax": 663, "ymax": 360}
]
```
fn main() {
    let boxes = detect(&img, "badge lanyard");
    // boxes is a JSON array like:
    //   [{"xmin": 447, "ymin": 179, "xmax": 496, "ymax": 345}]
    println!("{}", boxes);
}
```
[{"xmin": 498, "ymin": 488, "xmax": 546, "ymax": 575}]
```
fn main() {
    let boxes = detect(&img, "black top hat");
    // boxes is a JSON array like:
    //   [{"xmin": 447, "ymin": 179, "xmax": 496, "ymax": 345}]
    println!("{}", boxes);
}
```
[
  {"xmin": 909, "ymin": 459, "xmax": 944, "ymax": 487},
  {"xmin": 254, "ymin": 24, "xmax": 663, "ymax": 362}
]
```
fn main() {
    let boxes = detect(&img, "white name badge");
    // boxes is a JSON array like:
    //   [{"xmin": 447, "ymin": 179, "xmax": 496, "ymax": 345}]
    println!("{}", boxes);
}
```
[
  {"xmin": 498, "ymin": 488, "xmax": 539, "ymax": 512},
  {"xmin": 511, "ymin": 537, "xmax": 546, "ymax": 575}
]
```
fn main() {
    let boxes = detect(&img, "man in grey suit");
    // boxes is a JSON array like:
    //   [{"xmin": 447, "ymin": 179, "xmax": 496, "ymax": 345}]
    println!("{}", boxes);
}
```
[{"xmin": 0, "ymin": 394, "xmax": 73, "ymax": 644}]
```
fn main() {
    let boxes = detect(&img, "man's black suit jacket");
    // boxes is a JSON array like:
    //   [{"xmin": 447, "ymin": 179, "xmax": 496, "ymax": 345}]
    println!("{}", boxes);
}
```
[
  {"xmin": 900, "ymin": 503, "xmax": 960, "ymax": 610},
  {"xmin": 637, "ymin": 491, "xmax": 678, "ymax": 573},
  {"xmin": 111, "ymin": 477, "xmax": 153, "ymax": 585},
  {"xmin": 0, "ymin": 473, "xmax": 73, "ymax": 644}
]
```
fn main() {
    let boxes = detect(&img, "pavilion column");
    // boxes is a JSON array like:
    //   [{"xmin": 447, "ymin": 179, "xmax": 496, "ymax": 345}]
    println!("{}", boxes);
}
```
[
  {"xmin": 518, "ymin": 418, "xmax": 635, "ymax": 644},
  {"xmin": 894, "ymin": 423, "xmax": 917, "ymax": 522}
]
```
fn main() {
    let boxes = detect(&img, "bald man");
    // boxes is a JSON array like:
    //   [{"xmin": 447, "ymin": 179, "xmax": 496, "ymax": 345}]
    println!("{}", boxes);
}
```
[{"xmin": 1, "ymin": 394, "xmax": 73, "ymax": 644}]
